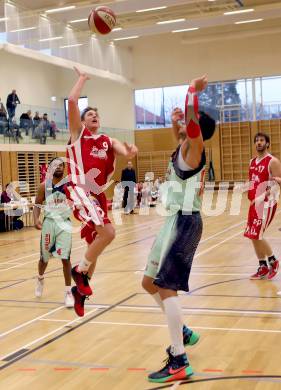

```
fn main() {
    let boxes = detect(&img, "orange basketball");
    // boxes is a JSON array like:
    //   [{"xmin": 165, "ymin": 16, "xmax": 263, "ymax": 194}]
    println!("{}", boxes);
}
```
[{"xmin": 88, "ymin": 6, "xmax": 116, "ymax": 35}]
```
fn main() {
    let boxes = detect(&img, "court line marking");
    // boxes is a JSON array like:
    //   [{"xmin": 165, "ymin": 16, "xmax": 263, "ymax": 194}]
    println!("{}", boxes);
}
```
[
  {"xmin": 37, "ymin": 302, "xmax": 281, "ymax": 317},
  {"xmin": 0, "ymin": 214, "xmax": 250, "ymax": 271},
  {"xmin": 38, "ymin": 318, "xmax": 281, "ymax": 334},
  {"xmin": 146, "ymin": 375, "xmax": 281, "ymax": 389},
  {"xmin": 0, "ymin": 219, "xmax": 163, "ymax": 265},
  {"xmin": 92, "ymin": 321, "xmax": 281, "ymax": 334},
  {"xmin": 0, "ymin": 293, "xmax": 137, "ymax": 370},
  {"xmin": 0, "ymin": 306, "xmax": 65, "ymax": 338},
  {"xmin": 0, "ymin": 308, "xmax": 99, "ymax": 361}
]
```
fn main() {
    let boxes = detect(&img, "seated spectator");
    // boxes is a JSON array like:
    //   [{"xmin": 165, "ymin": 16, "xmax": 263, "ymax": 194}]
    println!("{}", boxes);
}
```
[
  {"xmin": 136, "ymin": 182, "xmax": 143, "ymax": 207},
  {"xmin": 0, "ymin": 104, "xmax": 8, "ymax": 135},
  {"xmin": 34, "ymin": 115, "xmax": 50, "ymax": 144},
  {"xmin": 9, "ymin": 118, "xmax": 22, "ymax": 143},
  {"xmin": 112, "ymin": 181, "xmax": 124, "ymax": 210},
  {"xmin": 43, "ymin": 113, "xmax": 51, "ymax": 139},
  {"xmin": 20, "ymin": 110, "xmax": 33, "ymax": 136},
  {"xmin": 50, "ymin": 120, "xmax": 57, "ymax": 139},
  {"xmin": 0, "ymin": 98, "xmax": 7, "ymax": 116},
  {"xmin": 0, "ymin": 183, "xmax": 24, "ymax": 231},
  {"xmin": 32, "ymin": 112, "xmax": 41, "ymax": 138}
]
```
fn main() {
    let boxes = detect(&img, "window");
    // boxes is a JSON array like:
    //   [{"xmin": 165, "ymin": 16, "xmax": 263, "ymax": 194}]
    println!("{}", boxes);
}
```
[
  {"xmin": 64, "ymin": 97, "xmax": 89, "ymax": 127},
  {"xmin": 134, "ymin": 75, "xmax": 281, "ymax": 128}
]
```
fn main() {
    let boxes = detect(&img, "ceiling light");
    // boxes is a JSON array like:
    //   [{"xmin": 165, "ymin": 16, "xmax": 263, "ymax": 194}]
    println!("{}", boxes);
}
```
[
  {"xmin": 10, "ymin": 27, "xmax": 36, "ymax": 32},
  {"xmin": 112, "ymin": 27, "xmax": 122, "ymax": 32},
  {"xmin": 39, "ymin": 36, "xmax": 63, "ymax": 42},
  {"xmin": 114, "ymin": 36, "xmax": 139, "ymax": 41},
  {"xmin": 235, "ymin": 18, "xmax": 263, "ymax": 24},
  {"xmin": 60, "ymin": 43, "xmax": 84, "ymax": 48},
  {"xmin": 224, "ymin": 8, "xmax": 254, "ymax": 15},
  {"xmin": 69, "ymin": 18, "xmax": 88, "ymax": 24},
  {"xmin": 136, "ymin": 6, "xmax": 167, "ymax": 13},
  {"xmin": 45, "ymin": 6, "xmax": 76, "ymax": 14},
  {"xmin": 172, "ymin": 27, "xmax": 199, "ymax": 33},
  {"xmin": 157, "ymin": 18, "xmax": 185, "ymax": 25}
]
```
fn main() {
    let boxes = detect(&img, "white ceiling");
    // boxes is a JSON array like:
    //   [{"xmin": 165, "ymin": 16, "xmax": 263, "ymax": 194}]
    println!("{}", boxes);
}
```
[{"xmin": 1, "ymin": 0, "xmax": 281, "ymax": 44}]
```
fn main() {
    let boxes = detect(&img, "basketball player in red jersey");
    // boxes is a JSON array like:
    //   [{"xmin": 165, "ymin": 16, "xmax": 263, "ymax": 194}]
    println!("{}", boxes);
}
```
[
  {"xmin": 67, "ymin": 67, "xmax": 138, "ymax": 316},
  {"xmin": 244, "ymin": 133, "xmax": 281, "ymax": 280}
]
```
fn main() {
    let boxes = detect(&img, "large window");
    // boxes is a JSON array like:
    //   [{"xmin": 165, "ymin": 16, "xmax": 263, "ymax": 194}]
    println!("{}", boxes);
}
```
[{"xmin": 135, "ymin": 75, "xmax": 281, "ymax": 128}]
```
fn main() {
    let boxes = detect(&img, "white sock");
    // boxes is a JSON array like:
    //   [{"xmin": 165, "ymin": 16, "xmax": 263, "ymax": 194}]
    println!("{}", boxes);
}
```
[
  {"xmin": 163, "ymin": 296, "xmax": 185, "ymax": 356},
  {"xmin": 65, "ymin": 286, "xmax": 71, "ymax": 293},
  {"xmin": 152, "ymin": 292, "xmax": 165, "ymax": 312},
  {"xmin": 77, "ymin": 257, "xmax": 91, "ymax": 273}
]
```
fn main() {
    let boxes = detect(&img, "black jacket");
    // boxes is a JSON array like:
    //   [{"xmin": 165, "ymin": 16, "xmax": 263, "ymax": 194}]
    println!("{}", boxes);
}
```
[
  {"xmin": 121, "ymin": 168, "xmax": 136, "ymax": 183},
  {"xmin": 6, "ymin": 93, "xmax": 20, "ymax": 109}
]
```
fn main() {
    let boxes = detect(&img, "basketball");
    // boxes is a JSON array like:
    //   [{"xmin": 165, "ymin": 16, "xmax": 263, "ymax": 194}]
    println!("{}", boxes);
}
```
[{"xmin": 88, "ymin": 6, "xmax": 116, "ymax": 35}]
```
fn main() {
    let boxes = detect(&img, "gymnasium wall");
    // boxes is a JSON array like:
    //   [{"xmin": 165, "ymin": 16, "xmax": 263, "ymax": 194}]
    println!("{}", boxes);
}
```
[
  {"xmin": 0, "ymin": 144, "xmax": 132, "ymax": 200},
  {"xmin": 131, "ymin": 31, "xmax": 281, "ymax": 88},
  {"xmin": 0, "ymin": 50, "xmax": 135, "ymax": 131}
]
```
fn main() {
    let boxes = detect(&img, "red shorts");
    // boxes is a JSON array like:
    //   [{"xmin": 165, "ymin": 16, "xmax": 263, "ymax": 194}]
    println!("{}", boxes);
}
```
[
  {"xmin": 67, "ymin": 185, "xmax": 111, "ymax": 245},
  {"xmin": 244, "ymin": 202, "xmax": 277, "ymax": 240}
]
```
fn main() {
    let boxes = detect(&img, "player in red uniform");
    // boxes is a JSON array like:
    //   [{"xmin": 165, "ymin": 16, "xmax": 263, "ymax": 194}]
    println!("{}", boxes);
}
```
[
  {"xmin": 244, "ymin": 132, "xmax": 281, "ymax": 280},
  {"xmin": 67, "ymin": 67, "xmax": 138, "ymax": 316}
]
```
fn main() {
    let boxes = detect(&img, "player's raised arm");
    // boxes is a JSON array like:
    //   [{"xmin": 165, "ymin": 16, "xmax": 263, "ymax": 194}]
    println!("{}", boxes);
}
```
[
  {"xmin": 112, "ymin": 139, "xmax": 138, "ymax": 159},
  {"xmin": 183, "ymin": 75, "xmax": 207, "ymax": 168},
  {"xmin": 171, "ymin": 107, "xmax": 184, "ymax": 141},
  {"xmin": 68, "ymin": 67, "xmax": 90, "ymax": 143},
  {"xmin": 33, "ymin": 183, "xmax": 45, "ymax": 230}
]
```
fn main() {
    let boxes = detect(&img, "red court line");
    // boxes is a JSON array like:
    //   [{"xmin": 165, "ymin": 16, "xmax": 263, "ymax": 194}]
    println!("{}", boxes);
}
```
[
  {"xmin": 203, "ymin": 369, "xmax": 224, "ymax": 373},
  {"xmin": 90, "ymin": 368, "xmax": 110, "ymax": 371},
  {"xmin": 127, "ymin": 368, "xmax": 147, "ymax": 371},
  {"xmin": 242, "ymin": 370, "xmax": 263, "ymax": 374},
  {"xmin": 17, "ymin": 368, "xmax": 37, "ymax": 372},
  {"xmin": 54, "ymin": 368, "xmax": 74, "ymax": 371}
]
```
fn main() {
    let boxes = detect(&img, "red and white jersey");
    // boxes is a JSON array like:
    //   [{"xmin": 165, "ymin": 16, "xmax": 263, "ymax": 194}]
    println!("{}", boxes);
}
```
[
  {"xmin": 248, "ymin": 154, "xmax": 273, "ymax": 202},
  {"xmin": 66, "ymin": 127, "xmax": 115, "ymax": 194}
]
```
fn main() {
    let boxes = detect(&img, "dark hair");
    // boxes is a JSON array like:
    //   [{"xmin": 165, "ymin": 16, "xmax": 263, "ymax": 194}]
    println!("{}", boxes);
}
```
[
  {"xmin": 254, "ymin": 132, "xmax": 270, "ymax": 146},
  {"xmin": 199, "ymin": 111, "xmax": 216, "ymax": 141},
  {"xmin": 81, "ymin": 106, "xmax": 98, "ymax": 121}
]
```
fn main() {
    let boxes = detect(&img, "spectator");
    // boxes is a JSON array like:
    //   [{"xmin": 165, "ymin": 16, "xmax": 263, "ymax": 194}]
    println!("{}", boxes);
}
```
[
  {"xmin": 136, "ymin": 182, "xmax": 143, "ymax": 207},
  {"xmin": 20, "ymin": 110, "xmax": 33, "ymax": 136},
  {"xmin": 0, "ymin": 98, "xmax": 7, "ymax": 116},
  {"xmin": 6, "ymin": 89, "xmax": 21, "ymax": 119},
  {"xmin": 50, "ymin": 120, "xmax": 57, "ymax": 139},
  {"xmin": 9, "ymin": 118, "xmax": 22, "ymax": 143},
  {"xmin": 42, "ymin": 113, "xmax": 51, "ymax": 143},
  {"xmin": 112, "ymin": 181, "xmax": 124, "ymax": 210},
  {"xmin": 0, "ymin": 102, "xmax": 8, "ymax": 135},
  {"xmin": 33, "ymin": 112, "xmax": 41, "ymax": 138},
  {"xmin": 0, "ymin": 183, "xmax": 24, "ymax": 231},
  {"xmin": 121, "ymin": 161, "xmax": 137, "ymax": 214}
]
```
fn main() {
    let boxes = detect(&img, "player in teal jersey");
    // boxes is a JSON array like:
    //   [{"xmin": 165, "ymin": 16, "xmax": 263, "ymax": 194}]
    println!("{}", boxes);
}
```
[
  {"xmin": 33, "ymin": 158, "xmax": 74, "ymax": 307},
  {"xmin": 142, "ymin": 75, "xmax": 216, "ymax": 383}
]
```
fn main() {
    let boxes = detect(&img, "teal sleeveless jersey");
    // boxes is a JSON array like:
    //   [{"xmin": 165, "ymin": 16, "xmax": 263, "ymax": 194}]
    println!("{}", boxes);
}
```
[
  {"xmin": 44, "ymin": 181, "xmax": 71, "ymax": 220},
  {"xmin": 161, "ymin": 147, "xmax": 206, "ymax": 214}
]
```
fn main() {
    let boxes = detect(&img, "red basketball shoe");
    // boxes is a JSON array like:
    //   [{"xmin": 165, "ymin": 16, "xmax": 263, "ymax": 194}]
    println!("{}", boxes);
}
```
[
  {"xmin": 71, "ymin": 265, "xmax": 93, "ymax": 296},
  {"xmin": 71, "ymin": 286, "xmax": 88, "ymax": 317},
  {"xmin": 268, "ymin": 260, "xmax": 279, "ymax": 280},
  {"xmin": 250, "ymin": 265, "xmax": 269, "ymax": 280}
]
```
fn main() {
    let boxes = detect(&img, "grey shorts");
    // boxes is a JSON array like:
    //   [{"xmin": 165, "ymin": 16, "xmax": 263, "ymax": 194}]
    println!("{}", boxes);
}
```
[{"xmin": 145, "ymin": 211, "xmax": 203, "ymax": 292}]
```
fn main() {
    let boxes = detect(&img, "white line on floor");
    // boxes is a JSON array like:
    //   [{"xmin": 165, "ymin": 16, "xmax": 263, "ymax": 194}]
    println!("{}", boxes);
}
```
[
  {"xmin": 87, "ymin": 320, "xmax": 281, "ymax": 334},
  {"xmin": 0, "ymin": 308, "xmax": 98, "ymax": 361},
  {"xmin": 38, "ymin": 318, "xmax": 281, "ymax": 335},
  {"xmin": 0, "ymin": 306, "xmax": 65, "ymax": 338}
]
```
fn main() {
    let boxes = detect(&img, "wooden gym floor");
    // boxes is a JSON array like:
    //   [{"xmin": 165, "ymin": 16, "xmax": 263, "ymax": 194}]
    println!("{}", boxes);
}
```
[{"xmin": 0, "ymin": 195, "xmax": 281, "ymax": 390}]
